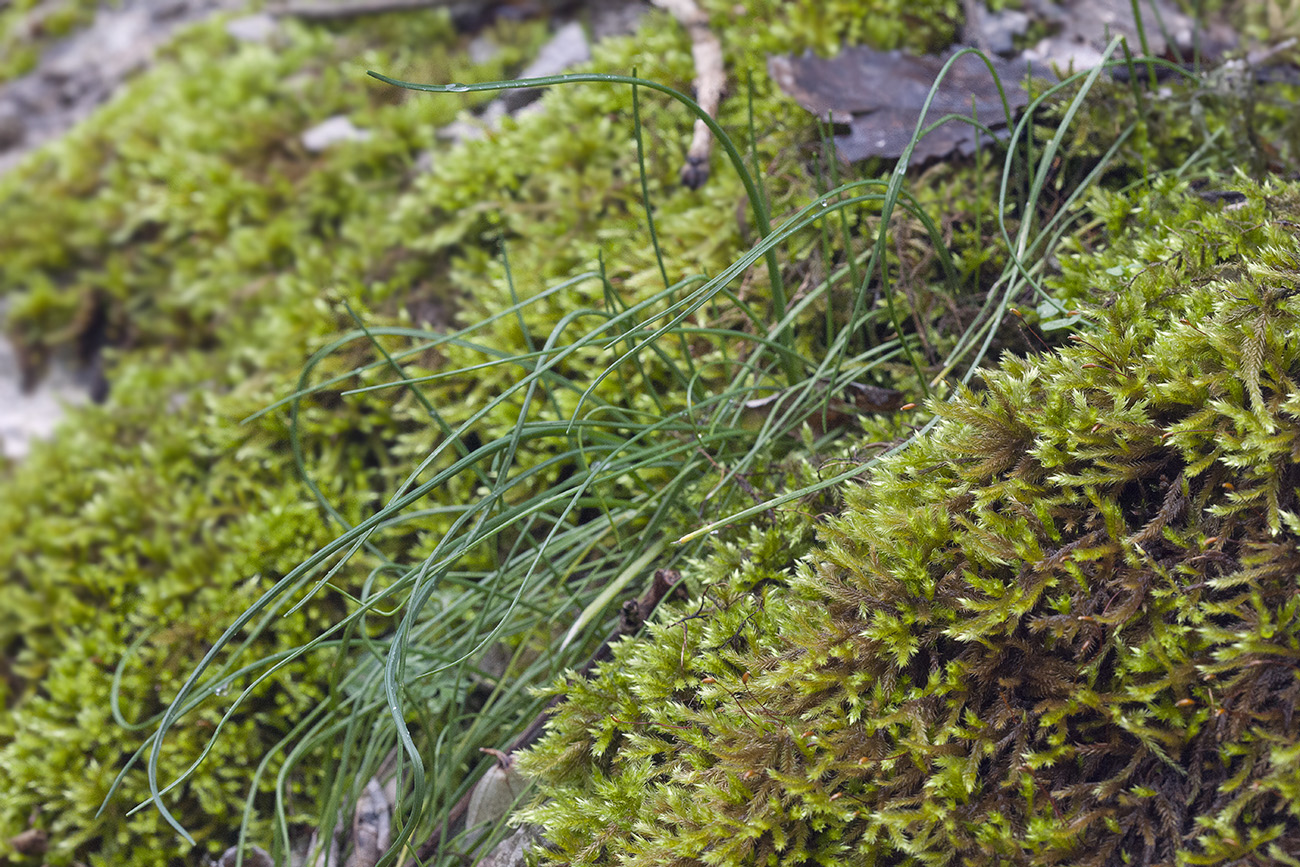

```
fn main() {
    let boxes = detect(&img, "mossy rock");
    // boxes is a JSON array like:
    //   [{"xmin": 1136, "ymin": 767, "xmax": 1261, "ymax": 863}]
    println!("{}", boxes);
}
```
[{"xmin": 519, "ymin": 179, "xmax": 1300, "ymax": 866}]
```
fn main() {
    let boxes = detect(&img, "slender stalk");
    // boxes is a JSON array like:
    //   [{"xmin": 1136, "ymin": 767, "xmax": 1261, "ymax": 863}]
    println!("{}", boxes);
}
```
[{"xmin": 366, "ymin": 69, "xmax": 801, "ymax": 385}]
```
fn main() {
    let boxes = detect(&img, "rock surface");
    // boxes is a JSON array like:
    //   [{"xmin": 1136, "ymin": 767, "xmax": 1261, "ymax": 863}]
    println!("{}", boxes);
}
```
[
  {"xmin": 0, "ymin": 332, "xmax": 91, "ymax": 461},
  {"xmin": 302, "ymin": 114, "xmax": 374, "ymax": 151},
  {"xmin": 0, "ymin": 0, "xmax": 250, "ymax": 176}
]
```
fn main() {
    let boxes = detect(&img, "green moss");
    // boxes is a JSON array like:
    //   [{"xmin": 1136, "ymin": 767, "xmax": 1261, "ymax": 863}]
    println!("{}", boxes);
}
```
[
  {"xmin": 1, "ymin": 370, "xmax": 347, "ymax": 861},
  {"xmin": 2, "ymin": 0, "xmax": 1294, "ymax": 864},
  {"xmin": 0, "ymin": 9, "xmax": 546, "ymax": 864},
  {"xmin": 520, "ymin": 178, "xmax": 1300, "ymax": 866}
]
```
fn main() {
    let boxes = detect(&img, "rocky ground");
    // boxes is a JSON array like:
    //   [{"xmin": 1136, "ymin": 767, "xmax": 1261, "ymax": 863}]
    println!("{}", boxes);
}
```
[
  {"xmin": 0, "ymin": 0, "xmax": 242, "ymax": 457},
  {"xmin": 0, "ymin": 0, "xmax": 253, "ymax": 175},
  {"xmin": 0, "ymin": 0, "xmax": 648, "ymax": 460}
]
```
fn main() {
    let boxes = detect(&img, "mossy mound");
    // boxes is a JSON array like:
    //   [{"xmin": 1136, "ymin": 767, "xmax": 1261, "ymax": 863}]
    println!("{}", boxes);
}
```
[
  {"xmin": 520, "ymin": 179, "xmax": 1300, "ymax": 866},
  {"xmin": 0, "ymin": 2, "xmax": 970, "ymax": 863},
  {"xmin": 7, "ymin": 0, "xmax": 1300, "ymax": 862}
]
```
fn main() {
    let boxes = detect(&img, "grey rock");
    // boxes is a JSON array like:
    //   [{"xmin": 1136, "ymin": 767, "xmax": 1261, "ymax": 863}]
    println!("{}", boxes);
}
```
[
  {"xmin": 436, "ymin": 17, "xmax": 597, "ymax": 149},
  {"xmin": 0, "ymin": 334, "xmax": 91, "ymax": 461},
  {"xmin": 0, "ymin": 0, "xmax": 248, "ymax": 176},
  {"xmin": 519, "ymin": 19, "xmax": 591, "ymax": 78},
  {"xmin": 154, "ymin": 0, "xmax": 202, "ymax": 21},
  {"xmin": 44, "ymin": 8, "xmax": 153, "ymax": 86},
  {"xmin": 225, "ymin": 12, "xmax": 278, "ymax": 42},
  {"xmin": 435, "ymin": 117, "xmax": 488, "ymax": 145},
  {"xmin": 0, "ymin": 105, "xmax": 23, "ymax": 149},
  {"xmin": 590, "ymin": 0, "xmax": 650, "ymax": 41},
  {"xmin": 975, "ymin": 8, "xmax": 1030, "ymax": 56},
  {"xmin": 467, "ymin": 33, "xmax": 500, "ymax": 66},
  {"xmin": 476, "ymin": 825, "xmax": 541, "ymax": 867},
  {"xmin": 1021, "ymin": 0, "xmax": 1202, "ymax": 72},
  {"xmin": 500, "ymin": 20, "xmax": 590, "ymax": 111},
  {"xmin": 301, "ymin": 115, "xmax": 372, "ymax": 152}
]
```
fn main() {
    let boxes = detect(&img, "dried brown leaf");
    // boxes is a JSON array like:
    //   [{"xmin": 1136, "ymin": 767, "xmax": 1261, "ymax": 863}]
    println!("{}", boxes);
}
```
[{"xmin": 768, "ymin": 46, "xmax": 1046, "ymax": 163}]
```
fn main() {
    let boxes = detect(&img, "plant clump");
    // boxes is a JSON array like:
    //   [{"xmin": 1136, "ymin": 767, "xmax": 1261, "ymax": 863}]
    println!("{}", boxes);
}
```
[
  {"xmin": 5, "ymin": 0, "xmax": 1298, "ymax": 863},
  {"xmin": 0, "ymin": 2, "xmax": 972, "ymax": 863},
  {"xmin": 519, "ymin": 178, "xmax": 1300, "ymax": 867}
]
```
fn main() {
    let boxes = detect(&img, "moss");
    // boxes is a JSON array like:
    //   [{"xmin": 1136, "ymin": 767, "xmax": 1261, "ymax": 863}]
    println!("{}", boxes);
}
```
[
  {"xmin": 1, "ymin": 371, "xmax": 340, "ymax": 860},
  {"xmin": 520, "ymin": 178, "xmax": 1300, "ymax": 866},
  {"xmin": 1, "ymin": 0, "xmax": 1294, "ymax": 865},
  {"xmin": 0, "ymin": 9, "xmax": 547, "ymax": 865}
]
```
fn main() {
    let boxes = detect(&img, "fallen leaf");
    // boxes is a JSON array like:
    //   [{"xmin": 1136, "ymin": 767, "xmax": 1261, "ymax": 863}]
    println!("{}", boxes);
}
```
[
  {"xmin": 465, "ymin": 749, "xmax": 527, "ymax": 836},
  {"xmin": 769, "ymin": 47, "xmax": 1048, "ymax": 163}
]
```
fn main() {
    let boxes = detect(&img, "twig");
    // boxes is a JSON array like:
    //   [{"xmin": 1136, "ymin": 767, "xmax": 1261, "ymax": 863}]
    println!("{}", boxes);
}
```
[
  {"xmin": 652, "ymin": 0, "xmax": 725, "ymax": 188},
  {"xmin": 269, "ymin": 0, "xmax": 453, "ymax": 21}
]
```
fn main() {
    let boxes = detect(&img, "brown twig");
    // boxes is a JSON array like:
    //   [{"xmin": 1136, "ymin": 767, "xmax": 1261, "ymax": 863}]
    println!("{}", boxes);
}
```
[{"xmin": 652, "ymin": 0, "xmax": 724, "ymax": 188}]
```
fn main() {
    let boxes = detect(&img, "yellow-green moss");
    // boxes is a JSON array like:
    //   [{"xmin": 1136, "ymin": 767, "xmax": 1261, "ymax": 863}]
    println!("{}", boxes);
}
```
[
  {"xmin": 0, "ymin": 2, "xmax": 967, "ymax": 862},
  {"xmin": 520, "ymin": 178, "xmax": 1300, "ymax": 867},
  {"xmin": 2, "ymin": 1, "xmax": 1295, "ymax": 865}
]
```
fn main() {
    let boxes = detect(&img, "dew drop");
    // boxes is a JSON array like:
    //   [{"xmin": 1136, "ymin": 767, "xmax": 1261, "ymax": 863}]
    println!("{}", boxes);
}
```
[{"xmin": 444, "ymin": 83, "xmax": 469, "ymax": 93}]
